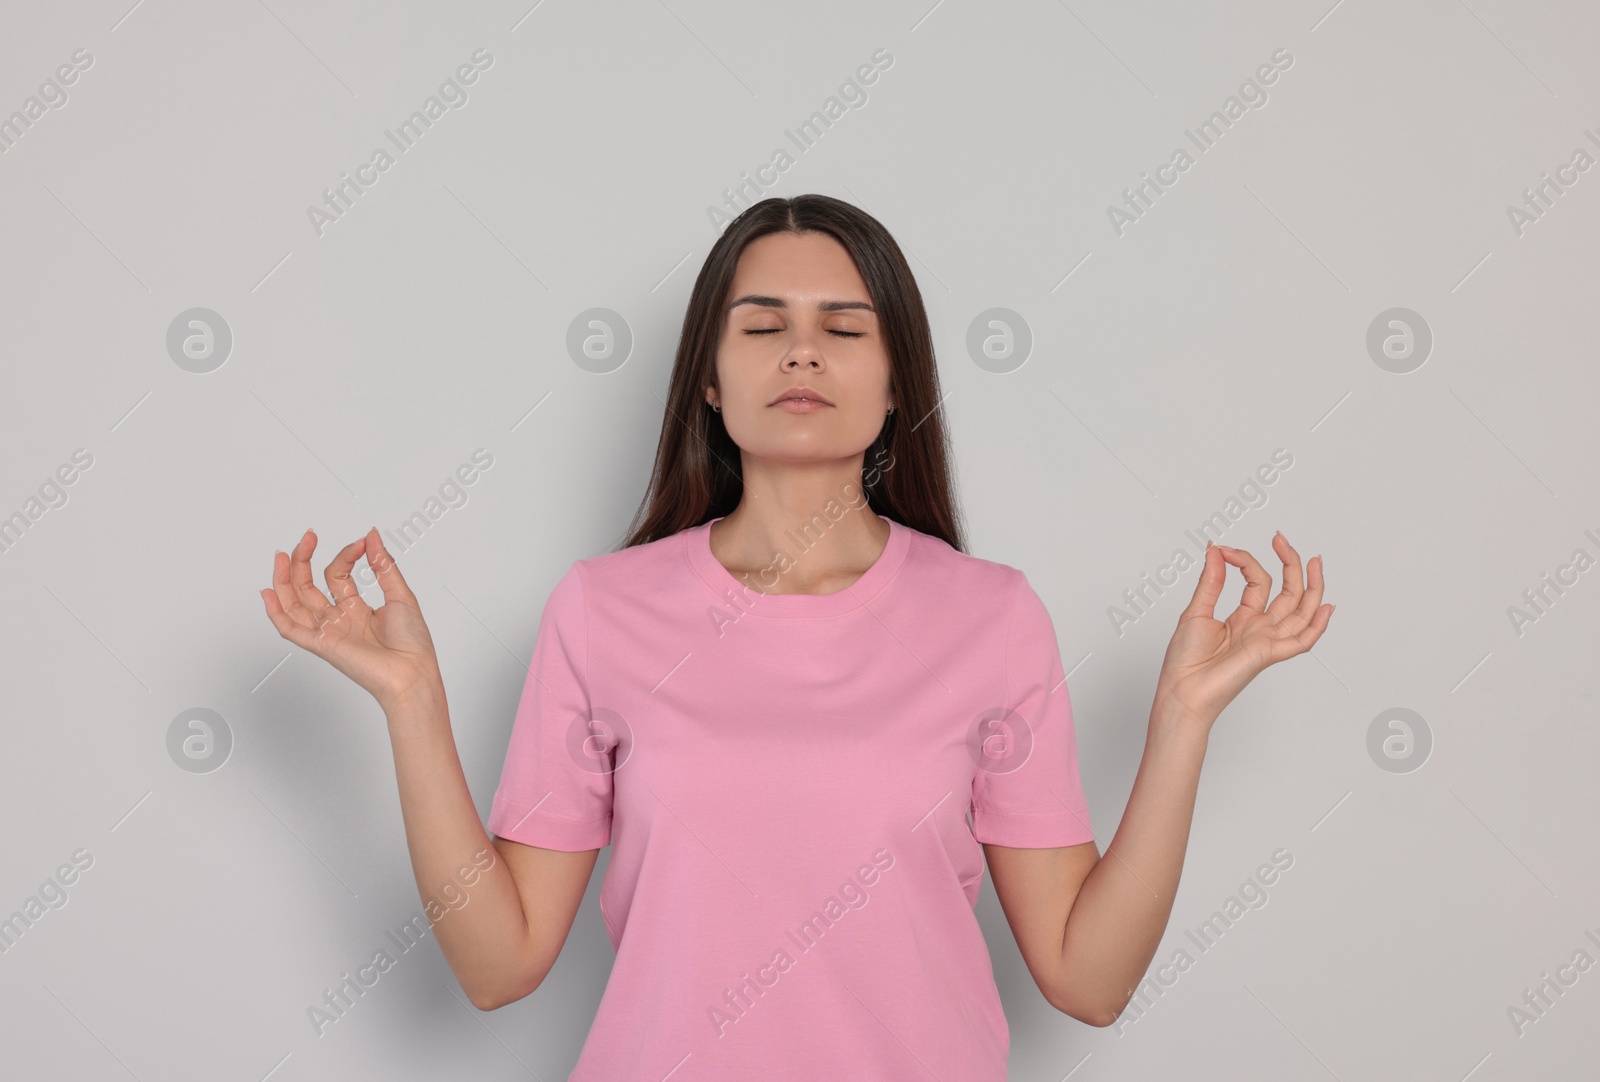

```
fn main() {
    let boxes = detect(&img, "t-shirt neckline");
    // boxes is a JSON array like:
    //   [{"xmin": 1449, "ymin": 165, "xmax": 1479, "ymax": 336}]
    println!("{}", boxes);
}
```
[{"xmin": 685, "ymin": 513, "xmax": 911, "ymax": 618}]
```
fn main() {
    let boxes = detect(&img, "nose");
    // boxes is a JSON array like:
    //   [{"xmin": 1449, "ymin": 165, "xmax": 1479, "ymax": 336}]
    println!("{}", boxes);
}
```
[{"xmin": 781, "ymin": 328, "xmax": 826, "ymax": 370}]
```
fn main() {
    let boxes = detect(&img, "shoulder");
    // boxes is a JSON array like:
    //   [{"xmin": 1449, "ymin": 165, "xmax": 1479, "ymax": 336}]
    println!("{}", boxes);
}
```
[
  {"xmin": 899, "ymin": 520, "xmax": 1032, "ymax": 603},
  {"xmin": 899, "ymin": 525, "xmax": 1061, "ymax": 661},
  {"xmin": 533, "ymin": 529, "xmax": 686, "ymax": 630},
  {"xmin": 565, "ymin": 525, "xmax": 690, "ymax": 591}
]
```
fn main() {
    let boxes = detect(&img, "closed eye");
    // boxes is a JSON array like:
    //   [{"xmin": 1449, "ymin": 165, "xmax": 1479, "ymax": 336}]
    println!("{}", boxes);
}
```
[{"xmin": 744, "ymin": 329, "xmax": 865, "ymax": 338}]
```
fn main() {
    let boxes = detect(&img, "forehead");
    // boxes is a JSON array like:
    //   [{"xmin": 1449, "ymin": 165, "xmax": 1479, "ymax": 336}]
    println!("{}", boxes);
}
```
[{"xmin": 726, "ymin": 231, "xmax": 872, "ymax": 305}]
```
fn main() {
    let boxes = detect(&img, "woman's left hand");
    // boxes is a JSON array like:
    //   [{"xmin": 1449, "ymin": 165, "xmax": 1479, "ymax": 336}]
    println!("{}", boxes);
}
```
[{"xmin": 1153, "ymin": 532, "xmax": 1334, "ymax": 730}]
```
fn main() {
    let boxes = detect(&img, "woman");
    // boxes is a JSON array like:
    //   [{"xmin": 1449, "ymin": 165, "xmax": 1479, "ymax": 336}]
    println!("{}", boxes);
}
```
[{"xmin": 260, "ymin": 194, "xmax": 1332, "ymax": 1080}]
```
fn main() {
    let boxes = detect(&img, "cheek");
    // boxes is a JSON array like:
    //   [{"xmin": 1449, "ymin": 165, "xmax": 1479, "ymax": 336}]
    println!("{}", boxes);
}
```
[
  {"xmin": 717, "ymin": 330, "xmax": 775, "ymax": 368},
  {"xmin": 713, "ymin": 353, "xmax": 758, "ymax": 406}
]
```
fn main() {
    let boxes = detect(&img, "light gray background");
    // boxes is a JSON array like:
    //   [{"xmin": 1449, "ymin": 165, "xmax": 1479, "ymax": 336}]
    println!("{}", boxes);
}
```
[{"xmin": 2, "ymin": 0, "xmax": 1596, "ymax": 1079}]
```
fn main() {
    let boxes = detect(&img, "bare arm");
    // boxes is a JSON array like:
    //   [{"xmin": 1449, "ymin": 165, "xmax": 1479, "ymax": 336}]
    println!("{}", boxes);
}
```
[
  {"xmin": 383, "ymin": 681, "xmax": 598, "ymax": 1010},
  {"xmin": 987, "ymin": 535, "xmax": 1332, "ymax": 1026},
  {"xmin": 261, "ymin": 527, "xmax": 597, "ymax": 1011},
  {"xmin": 985, "ymin": 701, "xmax": 1206, "ymax": 1026}
]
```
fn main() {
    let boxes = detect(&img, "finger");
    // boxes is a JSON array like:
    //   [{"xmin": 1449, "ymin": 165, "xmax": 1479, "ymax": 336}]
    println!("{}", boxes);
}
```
[
  {"xmin": 270, "ymin": 547, "xmax": 318, "ymax": 627},
  {"xmin": 1264, "ymin": 532, "xmax": 1306, "ymax": 623},
  {"xmin": 1290, "ymin": 552, "xmax": 1327, "ymax": 628},
  {"xmin": 260, "ymin": 585, "xmax": 322, "ymax": 653},
  {"xmin": 1271, "ymin": 552, "xmax": 1330, "ymax": 644},
  {"xmin": 1177, "ymin": 543, "xmax": 1229, "ymax": 623},
  {"xmin": 1269, "ymin": 601, "xmax": 1334, "ymax": 662},
  {"xmin": 288, "ymin": 529, "xmax": 331, "ymax": 613},
  {"xmin": 1218, "ymin": 544, "xmax": 1273, "ymax": 614},
  {"xmin": 324, "ymin": 535, "xmax": 369, "ymax": 608},
  {"xmin": 365, "ymin": 528, "xmax": 417, "ymax": 606}
]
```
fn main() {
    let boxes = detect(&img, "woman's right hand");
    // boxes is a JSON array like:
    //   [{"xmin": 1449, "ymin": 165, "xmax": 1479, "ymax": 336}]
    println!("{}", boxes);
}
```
[{"xmin": 259, "ymin": 527, "xmax": 442, "ymax": 710}]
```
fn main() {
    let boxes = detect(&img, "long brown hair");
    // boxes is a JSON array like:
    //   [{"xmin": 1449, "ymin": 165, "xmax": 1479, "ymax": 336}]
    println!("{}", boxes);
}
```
[{"xmin": 617, "ymin": 194, "xmax": 965, "ymax": 553}]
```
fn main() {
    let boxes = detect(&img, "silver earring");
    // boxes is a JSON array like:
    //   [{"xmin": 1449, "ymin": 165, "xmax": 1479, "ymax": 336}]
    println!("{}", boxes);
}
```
[
  {"xmin": 712, "ymin": 403, "xmax": 721, "ymax": 413},
  {"xmin": 887, "ymin": 405, "xmax": 896, "ymax": 414}
]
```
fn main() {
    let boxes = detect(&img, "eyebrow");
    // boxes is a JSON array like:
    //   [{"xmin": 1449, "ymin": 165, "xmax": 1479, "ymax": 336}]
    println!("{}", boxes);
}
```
[{"xmin": 726, "ymin": 294, "xmax": 876, "ymax": 314}]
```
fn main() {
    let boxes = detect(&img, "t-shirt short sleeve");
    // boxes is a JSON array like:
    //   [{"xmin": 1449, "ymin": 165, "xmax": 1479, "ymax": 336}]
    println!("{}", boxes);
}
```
[
  {"xmin": 487, "ymin": 561, "xmax": 613, "ymax": 851},
  {"xmin": 970, "ymin": 571, "xmax": 1096, "ymax": 849}
]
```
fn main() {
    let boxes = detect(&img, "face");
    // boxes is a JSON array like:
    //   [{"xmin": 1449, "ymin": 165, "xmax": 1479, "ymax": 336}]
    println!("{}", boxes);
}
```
[{"xmin": 707, "ymin": 230, "xmax": 893, "ymax": 465}]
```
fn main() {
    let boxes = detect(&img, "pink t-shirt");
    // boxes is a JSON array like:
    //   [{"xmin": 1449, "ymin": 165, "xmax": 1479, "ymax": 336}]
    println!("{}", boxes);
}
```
[{"xmin": 487, "ymin": 513, "xmax": 1095, "ymax": 1080}]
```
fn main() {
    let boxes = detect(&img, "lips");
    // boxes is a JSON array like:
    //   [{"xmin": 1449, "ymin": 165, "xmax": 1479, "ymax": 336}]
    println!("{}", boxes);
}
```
[{"xmin": 771, "ymin": 387, "xmax": 832, "ymax": 406}]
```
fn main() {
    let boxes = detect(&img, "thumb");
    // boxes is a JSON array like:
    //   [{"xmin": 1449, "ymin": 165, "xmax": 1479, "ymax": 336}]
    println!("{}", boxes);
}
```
[{"xmin": 365, "ymin": 527, "xmax": 417, "ymax": 605}]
